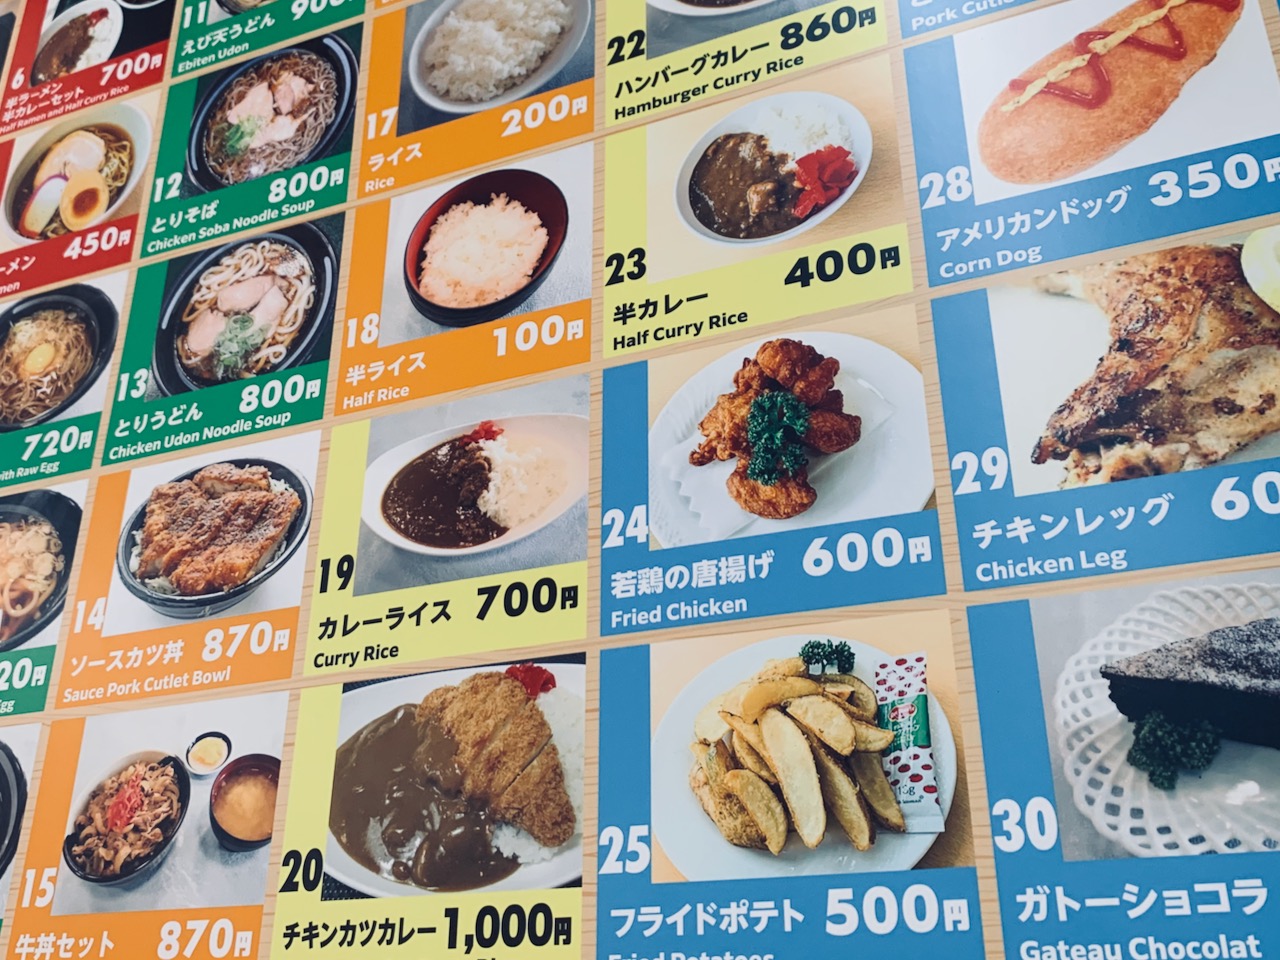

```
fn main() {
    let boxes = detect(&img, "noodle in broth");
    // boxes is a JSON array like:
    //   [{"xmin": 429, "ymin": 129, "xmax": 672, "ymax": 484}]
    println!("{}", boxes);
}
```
[
  {"xmin": 0, "ymin": 309, "xmax": 94, "ymax": 425},
  {"xmin": 203, "ymin": 51, "xmax": 338, "ymax": 186},
  {"xmin": 178, "ymin": 240, "xmax": 315, "ymax": 382},
  {"xmin": 12, "ymin": 124, "xmax": 133, "ymax": 241},
  {"xmin": 0, "ymin": 516, "xmax": 64, "ymax": 646}
]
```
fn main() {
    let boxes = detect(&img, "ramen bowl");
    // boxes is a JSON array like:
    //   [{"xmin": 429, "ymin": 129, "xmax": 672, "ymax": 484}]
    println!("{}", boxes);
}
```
[
  {"xmin": 61, "ymin": 751, "xmax": 191, "ymax": 886},
  {"xmin": 0, "ymin": 489, "xmax": 82, "ymax": 652},
  {"xmin": 402, "ymin": 169, "xmax": 569, "ymax": 327},
  {"xmin": 209, "ymin": 753, "xmax": 280, "ymax": 852},
  {"xmin": 114, "ymin": 457, "xmax": 313, "ymax": 620},
  {"xmin": 0, "ymin": 739, "xmax": 28, "ymax": 878},
  {"xmin": 0, "ymin": 284, "xmax": 119, "ymax": 431},
  {"xmin": 151, "ymin": 222, "xmax": 337, "ymax": 396},
  {"xmin": 407, "ymin": 0, "xmax": 591, "ymax": 114},
  {"xmin": 1, "ymin": 100, "xmax": 152, "ymax": 247},
  {"xmin": 185, "ymin": 34, "xmax": 359, "ymax": 193}
]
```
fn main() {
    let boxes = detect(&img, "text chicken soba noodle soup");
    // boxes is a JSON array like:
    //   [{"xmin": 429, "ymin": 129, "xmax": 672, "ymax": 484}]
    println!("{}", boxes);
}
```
[
  {"xmin": 203, "ymin": 51, "xmax": 338, "ymax": 186},
  {"xmin": 0, "ymin": 308, "xmax": 95, "ymax": 425},
  {"xmin": 12, "ymin": 125, "xmax": 134, "ymax": 241},
  {"xmin": 178, "ymin": 240, "xmax": 315, "ymax": 383},
  {"xmin": 0, "ymin": 515, "xmax": 65, "ymax": 646}
]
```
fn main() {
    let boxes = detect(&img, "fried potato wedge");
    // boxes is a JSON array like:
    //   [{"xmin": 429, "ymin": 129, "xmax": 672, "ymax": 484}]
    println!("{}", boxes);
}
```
[
  {"xmin": 695, "ymin": 692, "xmax": 732, "ymax": 744},
  {"xmin": 847, "ymin": 751, "xmax": 906, "ymax": 833},
  {"xmin": 724, "ymin": 769, "xmax": 788, "ymax": 855},
  {"xmin": 759, "ymin": 709, "xmax": 825, "ymax": 848},
  {"xmin": 753, "ymin": 656, "xmax": 808, "ymax": 681},
  {"xmin": 850, "ymin": 718, "xmax": 895, "ymax": 753},
  {"xmin": 785, "ymin": 695, "xmax": 856, "ymax": 755},
  {"xmin": 718, "ymin": 682, "xmax": 753, "ymax": 719},
  {"xmin": 809, "ymin": 740, "xmax": 874, "ymax": 851},
  {"xmin": 824, "ymin": 674, "xmax": 878, "ymax": 721},
  {"xmin": 690, "ymin": 756, "xmax": 767, "ymax": 850},
  {"xmin": 735, "ymin": 677, "xmax": 825, "ymax": 721},
  {"xmin": 731, "ymin": 729, "xmax": 777, "ymax": 784},
  {"xmin": 816, "ymin": 681, "xmax": 854, "ymax": 701}
]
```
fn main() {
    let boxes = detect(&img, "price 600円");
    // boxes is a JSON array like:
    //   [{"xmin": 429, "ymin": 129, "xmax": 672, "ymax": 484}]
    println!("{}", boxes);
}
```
[{"xmin": 803, "ymin": 530, "xmax": 933, "ymax": 577}]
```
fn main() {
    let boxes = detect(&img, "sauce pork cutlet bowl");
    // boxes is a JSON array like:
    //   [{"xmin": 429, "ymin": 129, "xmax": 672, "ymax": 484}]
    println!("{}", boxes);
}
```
[
  {"xmin": 0, "ymin": 489, "xmax": 81, "ymax": 651},
  {"xmin": 61, "ymin": 750, "xmax": 191, "ymax": 887},
  {"xmin": 114, "ymin": 458, "xmax": 313, "ymax": 620}
]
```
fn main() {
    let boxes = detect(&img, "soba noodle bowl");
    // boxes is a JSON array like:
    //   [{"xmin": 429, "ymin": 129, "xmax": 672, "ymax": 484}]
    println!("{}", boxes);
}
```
[
  {"xmin": 203, "ymin": 51, "xmax": 338, "ymax": 186},
  {"xmin": 0, "ymin": 309, "xmax": 95, "ymax": 425},
  {"xmin": 0, "ymin": 516, "xmax": 64, "ymax": 646},
  {"xmin": 177, "ymin": 239, "xmax": 315, "ymax": 383}
]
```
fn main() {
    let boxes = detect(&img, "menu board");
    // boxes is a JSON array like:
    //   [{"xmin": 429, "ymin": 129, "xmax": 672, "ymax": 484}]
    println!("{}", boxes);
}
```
[{"xmin": 0, "ymin": 1, "xmax": 1276, "ymax": 959}]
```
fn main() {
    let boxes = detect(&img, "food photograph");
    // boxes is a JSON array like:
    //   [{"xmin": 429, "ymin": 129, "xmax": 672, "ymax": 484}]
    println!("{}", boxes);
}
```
[
  {"xmin": 51, "ymin": 691, "xmax": 287, "ymax": 914},
  {"xmin": 146, "ymin": 216, "xmax": 340, "ymax": 396},
  {"xmin": 647, "ymin": 310, "xmax": 934, "ymax": 547},
  {"xmin": 183, "ymin": 29, "xmax": 358, "ymax": 194},
  {"xmin": 648, "ymin": 614, "xmax": 972, "ymax": 882},
  {"xmin": 377, "ymin": 143, "xmax": 591, "ymax": 340},
  {"xmin": 323, "ymin": 655, "xmax": 585, "ymax": 898},
  {"xmin": 395, "ymin": 0, "xmax": 595, "ymax": 130},
  {"xmin": 1030, "ymin": 568, "xmax": 1280, "ymax": 859},
  {"xmin": 0, "ymin": 91, "xmax": 156, "ymax": 250},
  {"xmin": 641, "ymin": 56, "xmax": 902, "ymax": 284},
  {"xmin": 353, "ymin": 375, "xmax": 588, "ymax": 594},
  {"xmin": 22, "ymin": 0, "xmax": 175, "ymax": 88},
  {"xmin": 985, "ymin": 227, "xmax": 1280, "ymax": 495},
  {"xmin": 952, "ymin": 0, "xmax": 1280, "ymax": 202},
  {"xmin": 0, "ymin": 722, "xmax": 39, "ymax": 899},
  {"xmin": 101, "ymin": 431, "xmax": 318, "ymax": 631},
  {"xmin": 0, "ymin": 480, "xmax": 82, "ymax": 653},
  {"xmin": 642, "ymin": 0, "xmax": 833, "ymax": 58},
  {"xmin": 0, "ymin": 272, "xmax": 123, "ymax": 432}
]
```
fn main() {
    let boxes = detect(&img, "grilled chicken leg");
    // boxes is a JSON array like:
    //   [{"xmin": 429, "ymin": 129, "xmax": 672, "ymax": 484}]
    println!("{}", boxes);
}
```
[{"xmin": 1032, "ymin": 244, "xmax": 1280, "ymax": 487}]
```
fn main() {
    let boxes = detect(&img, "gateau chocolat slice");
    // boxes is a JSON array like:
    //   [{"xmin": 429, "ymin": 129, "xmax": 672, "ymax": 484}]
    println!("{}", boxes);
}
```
[{"xmin": 1100, "ymin": 617, "xmax": 1280, "ymax": 749}]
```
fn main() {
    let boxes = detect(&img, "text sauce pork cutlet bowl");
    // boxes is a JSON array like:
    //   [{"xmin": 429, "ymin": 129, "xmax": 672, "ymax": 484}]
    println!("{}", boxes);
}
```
[
  {"xmin": 114, "ymin": 458, "xmax": 313, "ymax": 620},
  {"xmin": 61, "ymin": 750, "xmax": 191, "ymax": 886},
  {"xmin": 150, "ymin": 223, "xmax": 337, "ymax": 396},
  {"xmin": 2, "ymin": 101, "xmax": 151, "ymax": 247},
  {"xmin": 406, "ymin": 0, "xmax": 591, "ymax": 115},
  {"xmin": 0, "ymin": 283, "xmax": 118, "ymax": 430},
  {"xmin": 676, "ymin": 91, "xmax": 871, "ymax": 246},
  {"xmin": 403, "ymin": 169, "xmax": 569, "ymax": 327},
  {"xmin": 0, "ymin": 488, "xmax": 81, "ymax": 652},
  {"xmin": 185, "ymin": 35, "xmax": 358, "ymax": 193}
]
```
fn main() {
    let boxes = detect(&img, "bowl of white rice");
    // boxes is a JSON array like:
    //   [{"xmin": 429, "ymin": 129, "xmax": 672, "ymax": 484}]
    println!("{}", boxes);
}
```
[
  {"xmin": 403, "ymin": 168, "xmax": 569, "ymax": 327},
  {"xmin": 407, "ymin": 0, "xmax": 591, "ymax": 114},
  {"xmin": 674, "ymin": 90, "xmax": 872, "ymax": 246}
]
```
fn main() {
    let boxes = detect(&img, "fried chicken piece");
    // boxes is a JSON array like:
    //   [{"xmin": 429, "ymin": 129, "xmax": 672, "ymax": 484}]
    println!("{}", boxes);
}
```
[
  {"xmin": 690, "ymin": 360, "xmax": 770, "ymax": 466},
  {"xmin": 757, "ymin": 339, "xmax": 840, "ymax": 406},
  {"xmin": 806, "ymin": 409, "xmax": 862, "ymax": 454},
  {"xmin": 726, "ymin": 460, "xmax": 816, "ymax": 519},
  {"xmin": 814, "ymin": 389, "xmax": 844, "ymax": 412}
]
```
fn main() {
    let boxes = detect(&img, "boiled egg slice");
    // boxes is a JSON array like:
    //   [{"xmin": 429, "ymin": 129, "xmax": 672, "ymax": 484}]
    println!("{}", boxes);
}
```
[{"xmin": 1241, "ymin": 226, "xmax": 1280, "ymax": 313}]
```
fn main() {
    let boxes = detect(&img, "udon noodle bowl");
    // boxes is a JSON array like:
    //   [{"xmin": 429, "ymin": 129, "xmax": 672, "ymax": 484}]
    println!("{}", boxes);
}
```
[
  {"xmin": 12, "ymin": 124, "xmax": 134, "ymax": 241},
  {"xmin": 177, "ymin": 239, "xmax": 316, "ymax": 383},
  {"xmin": 0, "ymin": 308, "xmax": 95, "ymax": 426},
  {"xmin": 203, "ymin": 50, "xmax": 338, "ymax": 186},
  {"xmin": 0, "ymin": 515, "xmax": 65, "ymax": 646}
]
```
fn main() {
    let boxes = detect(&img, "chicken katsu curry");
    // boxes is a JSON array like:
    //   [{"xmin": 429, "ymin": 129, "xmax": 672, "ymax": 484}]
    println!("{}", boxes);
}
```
[
  {"xmin": 329, "ymin": 665, "xmax": 577, "ymax": 892},
  {"xmin": 129, "ymin": 463, "xmax": 301, "ymax": 596},
  {"xmin": 690, "ymin": 339, "xmax": 862, "ymax": 519}
]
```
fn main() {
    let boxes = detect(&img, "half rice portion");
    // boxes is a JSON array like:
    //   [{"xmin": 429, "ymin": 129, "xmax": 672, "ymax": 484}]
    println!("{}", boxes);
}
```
[{"xmin": 419, "ymin": 194, "xmax": 548, "ymax": 308}]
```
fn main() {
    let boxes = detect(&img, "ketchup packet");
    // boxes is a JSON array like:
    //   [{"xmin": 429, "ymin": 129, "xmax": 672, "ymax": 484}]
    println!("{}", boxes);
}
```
[{"xmin": 874, "ymin": 652, "xmax": 945, "ymax": 834}]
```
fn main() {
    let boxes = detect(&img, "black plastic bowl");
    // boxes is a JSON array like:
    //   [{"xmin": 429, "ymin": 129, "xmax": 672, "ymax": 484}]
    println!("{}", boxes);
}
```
[
  {"xmin": 0, "ymin": 488, "xmax": 81, "ymax": 652},
  {"xmin": 185, "ymin": 34, "xmax": 358, "ymax": 193},
  {"xmin": 0, "ymin": 739, "xmax": 28, "ymax": 878},
  {"xmin": 403, "ymin": 169, "xmax": 569, "ymax": 327},
  {"xmin": 208, "ymin": 753, "xmax": 280, "ymax": 852},
  {"xmin": 114, "ymin": 457, "xmax": 313, "ymax": 620},
  {"xmin": 0, "ymin": 284, "xmax": 118, "ymax": 431},
  {"xmin": 62, "ymin": 752, "xmax": 191, "ymax": 886},
  {"xmin": 151, "ymin": 222, "xmax": 337, "ymax": 396}
]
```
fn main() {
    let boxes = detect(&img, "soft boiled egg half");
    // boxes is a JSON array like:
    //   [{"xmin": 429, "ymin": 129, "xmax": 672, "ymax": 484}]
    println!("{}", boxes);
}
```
[{"xmin": 1242, "ymin": 226, "xmax": 1280, "ymax": 313}]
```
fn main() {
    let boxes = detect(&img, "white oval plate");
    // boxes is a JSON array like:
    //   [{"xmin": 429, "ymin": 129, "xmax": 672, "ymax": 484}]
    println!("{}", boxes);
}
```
[
  {"xmin": 361, "ymin": 413, "xmax": 588, "ymax": 557},
  {"xmin": 407, "ymin": 0, "xmax": 591, "ymax": 114},
  {"xmin": 675, "ymin": 90, "xmax": 871, "ymax": 246},
  {"xmin": 648, "ymin": 332, "xmax": 933, "ymax": 548},
  {"xmin": 653, "ymin": 633, "xmax": 956, "ymax": 881},
  {"xmin": 324, "ymin": 663, "xmax": 585, "ymax": 897},
  {"xmin": 648, "ymin": 0, "xmax": 783, "ymax": 17},
  {"xmin": 37, "ymin": 0, "xmax": 123, "ymax": 76},
  {"xmin": 1054, "ymin": 583, "xmax": 1280, "ymax": 857}
]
